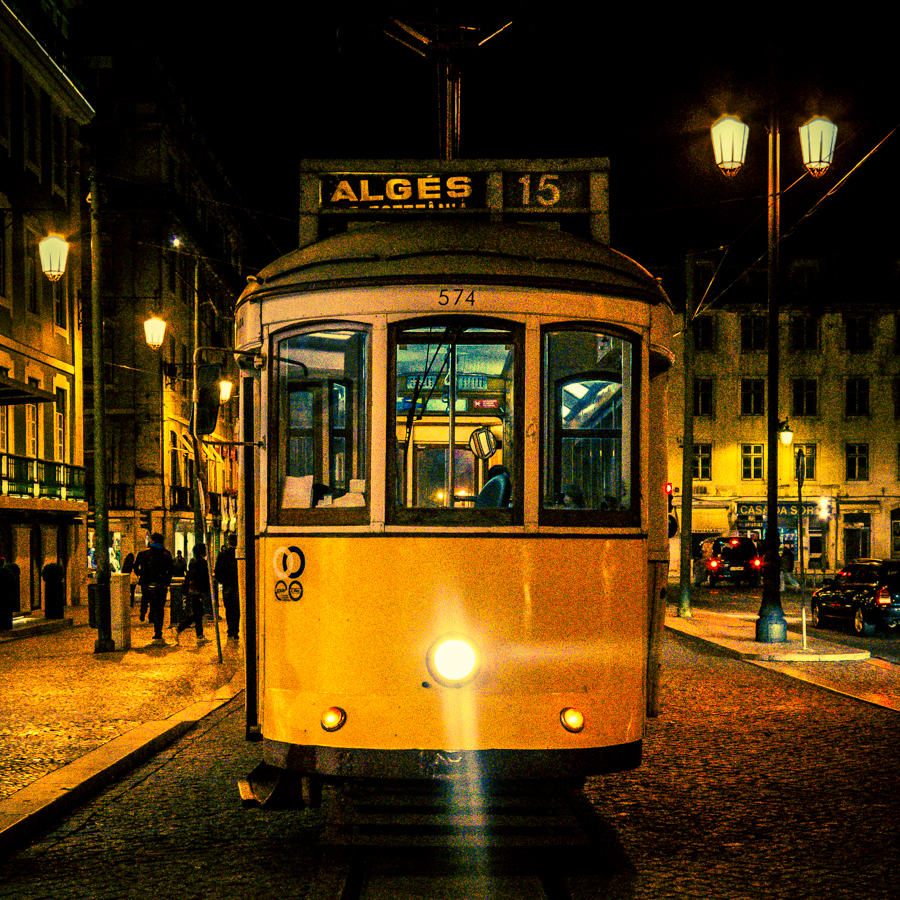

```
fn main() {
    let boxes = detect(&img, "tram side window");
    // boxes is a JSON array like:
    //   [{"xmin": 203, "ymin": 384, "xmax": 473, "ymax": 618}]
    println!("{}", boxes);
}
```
[
  {"xmin": 390, "ymin": 317, "xmax": 522, "ymax": 525},
  {"xmin": 274, "ymin": 327, "xmax": 369, "ymax": 523},
  {"xmin": 542, "ymin": 328, "xmax": 637, "ymax": 524}
]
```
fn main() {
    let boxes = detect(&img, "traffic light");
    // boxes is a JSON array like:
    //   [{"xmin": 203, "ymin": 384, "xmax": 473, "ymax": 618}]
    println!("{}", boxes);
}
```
[
  {"xmin": 139, "ymin": 510, "xmax": 152, "ymax": 533},
  {"xmin": 817, "ymin": 497, "xmax": 834, "ymax": 520},
  {"xmin": 666, "ymin": 482, "xmax": 678, "ymax": 538},
  {"xmin": 192, "ymin": 362, "xmax": 222, "ymax": 436}
]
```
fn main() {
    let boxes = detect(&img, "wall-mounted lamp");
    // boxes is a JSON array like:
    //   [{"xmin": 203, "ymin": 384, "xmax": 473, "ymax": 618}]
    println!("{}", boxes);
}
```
[
  {"xmin": 778, "ymin": 419, "xmax": 794, "ymax": 445},
  {"xmin": 39, "ymin": 234, "xmax": 69, "ymax": 281},
  {"xmin": 144, "ymin": 316, "xmax": 167, "ymax": 350}
]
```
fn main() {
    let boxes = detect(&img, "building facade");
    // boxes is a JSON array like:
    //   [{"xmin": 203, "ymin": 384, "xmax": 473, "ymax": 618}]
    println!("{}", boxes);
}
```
[
  {"xmin": 80, "ymin": 51, "xmax": 244, "ymax": 569},
  {"xmin": 667, "ymin": 258, "xmax": 900, "ymax": 580},
  {"xmin": 0, "ymin": 1, "xmax": 92, "ymax": 613}
]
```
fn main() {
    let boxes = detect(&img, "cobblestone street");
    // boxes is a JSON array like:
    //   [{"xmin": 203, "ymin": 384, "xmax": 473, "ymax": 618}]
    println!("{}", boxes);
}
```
[
  {"xmin": 0, "ymin": 604, "xmax": 239, "ymax": 801},
  {"xmin": 1, "ymin": 630, "xmax": 897, "ymax": 899}
]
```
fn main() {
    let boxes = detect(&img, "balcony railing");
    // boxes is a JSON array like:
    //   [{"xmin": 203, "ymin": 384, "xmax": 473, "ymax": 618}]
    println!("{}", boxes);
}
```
[{"xmin": 1, "ymin": 454, "xmax": 86, "ymax": 500}]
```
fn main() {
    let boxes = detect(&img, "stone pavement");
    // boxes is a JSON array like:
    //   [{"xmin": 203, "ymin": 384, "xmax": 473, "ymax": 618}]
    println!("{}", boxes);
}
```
[
  {"xmin": 1, "ymin": 587, "xmax": 899, "ymax": 861},
  {"xmin": 0, "ymin": 599, "xmax": 242, "ymax": 854},
  {"xmin": 665, "ymin": 592, "xmax": 900, "ymax": 712}
]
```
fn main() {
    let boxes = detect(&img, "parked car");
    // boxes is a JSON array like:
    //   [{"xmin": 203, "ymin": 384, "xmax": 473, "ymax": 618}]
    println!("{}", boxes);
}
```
[
  {"xmin": 811, "ymin": 559, "xmax": 900, "ymax": 636},
  {"xmin": 701, "ymin": 536, "xmax": 763, "ymax": 587}
]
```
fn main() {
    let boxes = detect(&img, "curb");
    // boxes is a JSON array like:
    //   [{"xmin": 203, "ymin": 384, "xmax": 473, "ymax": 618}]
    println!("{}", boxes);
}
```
[
  {"xmin": 0, "ymin": 675, "xmax": 244, "ymax": 858},
  {"xmin": 665, "ymin": 619, "xmax": 871, "ymax": 662},
  {"xmin": 0, "ymin": 617, "xmax": 74, "ymax": 643}
]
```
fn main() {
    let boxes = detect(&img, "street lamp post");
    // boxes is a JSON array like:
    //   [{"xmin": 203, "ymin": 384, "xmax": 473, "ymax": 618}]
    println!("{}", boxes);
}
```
[
  {"xmin": 711, "ymin": 110, "xmax": 836, "ymax": 643},
  {"xmin": 88, "ymin": 168, "xmax": 115, "ymax": 652},
  {"xmin": 36, "ymin": 179, "xmax": 115, "ymax": 651}
]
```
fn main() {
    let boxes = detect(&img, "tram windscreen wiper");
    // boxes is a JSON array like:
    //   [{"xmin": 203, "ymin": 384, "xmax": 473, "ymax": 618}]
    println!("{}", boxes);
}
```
[{"xmin": 402, "ymin": 325, "xmax": 458, "ymax": 450}]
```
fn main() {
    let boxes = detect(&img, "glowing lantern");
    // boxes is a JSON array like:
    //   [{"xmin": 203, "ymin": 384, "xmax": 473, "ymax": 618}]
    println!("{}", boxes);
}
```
[
  {"xmin": 711, "ymin": 115, "xmax": 749, "ymax": 177},
  {"xmin": 39, "ymin": 235, "xmax": 69, "ymax": 282},
  {"xmin": 143, "ymin": 316, "xmax": 167, "ymax": 350},
  {"xmin": 799, "ymin": 116, "xmax": 837, "ymax": 177}
]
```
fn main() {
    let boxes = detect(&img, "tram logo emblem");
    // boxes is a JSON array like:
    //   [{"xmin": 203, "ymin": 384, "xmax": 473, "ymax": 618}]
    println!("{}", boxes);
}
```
[{"xmin": 273, "ymin": 545, "xmax": 305, "ymax": 580}]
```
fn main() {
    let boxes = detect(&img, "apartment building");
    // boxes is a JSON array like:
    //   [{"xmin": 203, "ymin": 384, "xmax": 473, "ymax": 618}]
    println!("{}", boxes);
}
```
[
  {"xmin": 668, "ymin": 259, "xmax": 900, "ymax": 579},
  {"xmin": 0, "ymin": 1, "xmax": 92, "ymax": 612}
]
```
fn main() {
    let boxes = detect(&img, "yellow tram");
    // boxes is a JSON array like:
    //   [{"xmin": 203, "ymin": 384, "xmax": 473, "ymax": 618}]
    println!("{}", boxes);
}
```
[{"xmin": 235, "ymin": 161, "xmax": 673, "ymax": 799}]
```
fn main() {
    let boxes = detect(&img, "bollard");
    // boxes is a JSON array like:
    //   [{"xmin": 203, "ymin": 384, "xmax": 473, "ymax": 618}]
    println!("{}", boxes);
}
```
[
  {"xmin": 169, "ymin": 577, "xmax": 184, "ymax": 628},
  {"xmin": 110, "ymin": 573, "xmax": 131, "ymax": 649}
]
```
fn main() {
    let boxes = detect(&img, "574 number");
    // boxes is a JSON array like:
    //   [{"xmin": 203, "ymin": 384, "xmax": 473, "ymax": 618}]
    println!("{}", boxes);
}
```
[{"xmin": 438, "ymin": 289, "xmax": 476, "ymax": 306}]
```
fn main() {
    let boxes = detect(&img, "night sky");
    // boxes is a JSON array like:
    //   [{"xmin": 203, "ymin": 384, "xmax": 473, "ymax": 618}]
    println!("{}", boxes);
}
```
[{"xmin": 75, "ymin": 4, "xmax": 899, "ymax": 282}]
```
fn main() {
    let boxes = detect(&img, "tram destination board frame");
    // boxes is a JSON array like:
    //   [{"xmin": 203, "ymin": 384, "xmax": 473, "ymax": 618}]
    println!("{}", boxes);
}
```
[{"xmin": 299, "ymin": 158, "xmax": 610, "ymax": 247}]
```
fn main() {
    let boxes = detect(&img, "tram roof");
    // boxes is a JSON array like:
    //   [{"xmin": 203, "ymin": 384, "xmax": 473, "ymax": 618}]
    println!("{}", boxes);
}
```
[{"xmin": 239, "ymin": 221, "xmax": 671, "ymax": 308}]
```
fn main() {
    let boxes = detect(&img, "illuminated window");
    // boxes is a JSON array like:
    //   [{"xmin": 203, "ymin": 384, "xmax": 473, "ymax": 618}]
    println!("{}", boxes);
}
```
[
  {"xmin": 26, "ymin": 378, "xmax": 39, "ymax": 458},
  {"xmin": 391, "ymin": 317, "xmax": 521, "ymax": 526},
  {"xmin": 741, "ymin": 444, "xmax": 764, "ymax": 480},
  {"xmin": 54, "ymin": 388, "xmax": 66, "ymax": 462},
  {"xmin": 274, "ymin": 324, "xmax": 370, "ymax": 525},
  {"xmin": 693, "ymin": 443, "xmax": 712, "ymax": 481},
  {"xmin": 542, "ymin": 326, "xmax": 636, "ymax": 525}
]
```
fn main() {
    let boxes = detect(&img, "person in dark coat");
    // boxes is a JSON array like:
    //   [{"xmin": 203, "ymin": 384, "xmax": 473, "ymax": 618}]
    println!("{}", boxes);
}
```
[
  {"xmin": 133, "ymin": 533, "xmax": 174, "ymax": 641},
  {"xmin": 121, "ymin": 551, "xmax": 136, "ymax": 607},
  {"xmin": 215, "ymin": 534, "xmax": 240, "ymax": 640},
  {"xmin": 176, "ymin": 543, "xmax": 210, "ymax": 643},
  {"xmin": 172, "ymin": 550, "xmax": 187, "ymax": 579}
]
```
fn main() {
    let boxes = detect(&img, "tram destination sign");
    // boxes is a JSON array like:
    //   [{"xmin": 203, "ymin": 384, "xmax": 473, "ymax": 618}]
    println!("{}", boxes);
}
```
[
  {"xmin": 299, "ymin": 159, "xmax": 610, "ymax": 245},
  {"xmin": 321, "ymin": 173, "xmax": 487, "ymax": 211}
]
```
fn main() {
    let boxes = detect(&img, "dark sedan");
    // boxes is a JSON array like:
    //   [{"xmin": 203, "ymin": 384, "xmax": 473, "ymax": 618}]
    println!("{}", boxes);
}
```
[{"xmin": 811, "ymin": 559, "xmax": 900, "ymax": 636}]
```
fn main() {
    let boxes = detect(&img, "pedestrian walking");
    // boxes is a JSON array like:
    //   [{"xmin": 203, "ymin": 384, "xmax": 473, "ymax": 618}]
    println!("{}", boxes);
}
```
[
  {"xmin": 176, "ymin": 543, "xmax": 210, "ymax": 643},
  {"xmin": 133, "ymin": 533, "xmax": 174, "ymax": 641},
  {"xmin": 121, "ymin": 551, "xmax": 136, "ymax": 607},
  {"xmin": 172, "ymin": 550, "xmax": 187, "ymax": 579},
  {"xmin": 781, "ymin": 543, "xmax": 800, "ymax": 591},
  {"xmin": 215, "ymin": 534, "xmax": 240, "ymax": 640}
]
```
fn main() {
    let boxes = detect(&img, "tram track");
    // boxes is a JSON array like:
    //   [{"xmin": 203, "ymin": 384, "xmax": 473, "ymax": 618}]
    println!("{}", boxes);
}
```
[{"xmin": 306, "ymin": 781, "xmax": 620, "ymax": 899}]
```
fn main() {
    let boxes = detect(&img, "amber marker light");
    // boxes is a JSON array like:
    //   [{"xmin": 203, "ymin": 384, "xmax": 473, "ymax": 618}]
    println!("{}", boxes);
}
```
[
  {"xmin": 560, "ymin": 707, "xmax": 585, "ymax": 733},
  {"xmin": 321, "ymin": 707, "xmax": 347, "ymax": 732}
]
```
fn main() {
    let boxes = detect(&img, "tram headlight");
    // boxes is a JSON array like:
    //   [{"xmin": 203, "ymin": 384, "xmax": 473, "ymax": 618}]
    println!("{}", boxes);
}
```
[
  {"xmin": 560, "ymin": 707, "xmax": 585, "ymax": 733},
  {"xmin": 321, "ymin": 707, "xmax": 347, "ymax": 732},
  {"xmin": 427, "ymin": 635, "xmax": 480, "ymax": 687}
]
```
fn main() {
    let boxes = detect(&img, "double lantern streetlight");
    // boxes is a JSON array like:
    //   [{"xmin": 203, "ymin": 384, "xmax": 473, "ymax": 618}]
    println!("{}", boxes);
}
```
[{"xmin": 709, "ymin": 110, "xmax": 836, "ymax": 642}]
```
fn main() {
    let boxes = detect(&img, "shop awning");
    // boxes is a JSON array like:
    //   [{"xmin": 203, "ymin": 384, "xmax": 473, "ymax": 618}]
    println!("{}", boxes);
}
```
[
  {"xmin": 690, "ymin": 505, "xmax": 730, "ymax": 534},
  {"xmin": 0, "ymin": 372, "xmax": 57, "ymax": 406}
]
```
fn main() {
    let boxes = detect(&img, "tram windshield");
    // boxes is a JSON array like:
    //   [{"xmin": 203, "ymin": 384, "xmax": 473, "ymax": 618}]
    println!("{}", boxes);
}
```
[
  {"xmin": 390, "ymin": 318, "xmax": 521, "ymax": 525},
  {"xmin": 542, "ymin": 327, "xmax": 636, "ymax": 525},
  {"xmin": 273, "ymin": 326, "xmax": 369, "ymax": 523}
]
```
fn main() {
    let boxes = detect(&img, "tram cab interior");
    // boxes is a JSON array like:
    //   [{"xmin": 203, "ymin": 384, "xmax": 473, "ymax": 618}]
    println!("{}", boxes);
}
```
[{"xmin": 271, "ymin": 317, "xmax": 633, "ymax": 528}]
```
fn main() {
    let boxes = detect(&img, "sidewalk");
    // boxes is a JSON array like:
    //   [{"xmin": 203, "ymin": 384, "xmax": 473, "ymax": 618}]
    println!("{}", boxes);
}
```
[
  {"xmin": 665, "ymin": 597, "xmax": 900, "ymax": 713},
  {"xmin": 0, "ymin": 599, "xmax": 243, "ymax": 856}
]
